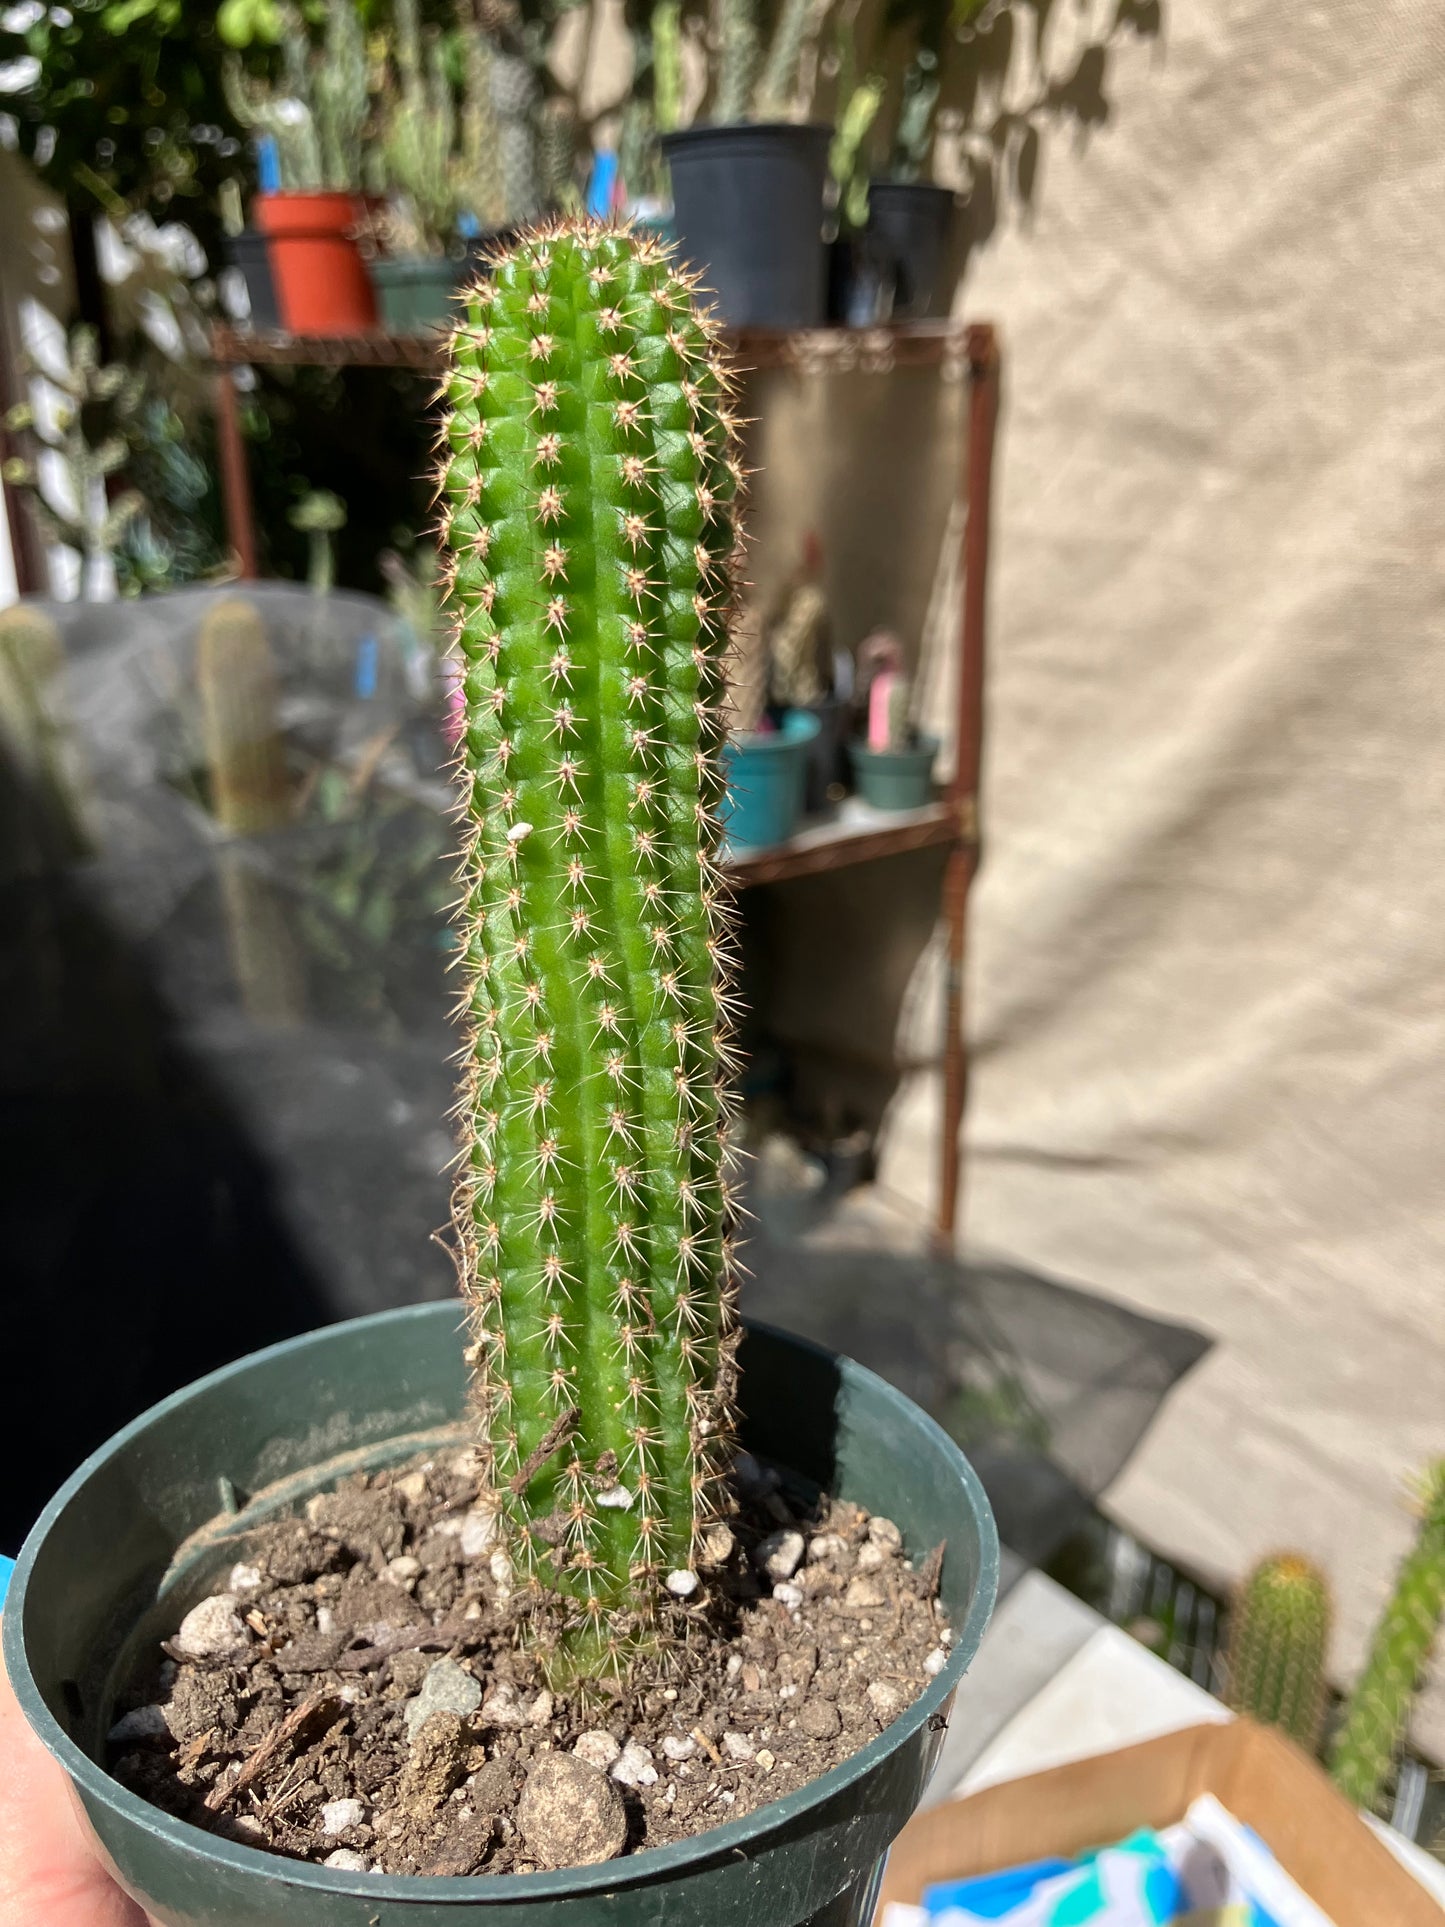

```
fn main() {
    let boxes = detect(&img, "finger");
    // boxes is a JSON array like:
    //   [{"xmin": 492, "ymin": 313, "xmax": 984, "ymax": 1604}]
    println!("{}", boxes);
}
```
[{"xmin": 0, "ymin": 1624, "xmax": 151, "ymax": 1927}]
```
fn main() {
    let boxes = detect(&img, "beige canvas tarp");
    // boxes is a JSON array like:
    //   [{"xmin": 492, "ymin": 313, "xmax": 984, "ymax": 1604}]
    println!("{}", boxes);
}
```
[{"xmin": 868, "ymin": 0, "xmax": 1445, "ymax": 1756}]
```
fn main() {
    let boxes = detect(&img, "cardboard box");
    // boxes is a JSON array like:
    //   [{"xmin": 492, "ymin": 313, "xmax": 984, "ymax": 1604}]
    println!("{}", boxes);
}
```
[{"xmin": 876, "ymin": 1719, "xmax": 1442, "ymax": 1926}]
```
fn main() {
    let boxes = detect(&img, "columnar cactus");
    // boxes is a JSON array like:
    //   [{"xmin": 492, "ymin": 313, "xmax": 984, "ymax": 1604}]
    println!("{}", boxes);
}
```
[
  {"xmin": 490, "ymin": 52, "xmax": 544, "ymax": 227},
  {"xmin": 714, "ymin": 0, "xmax": 760, "ymax": 125},
  {"xmin": 437, "ymin": 222, "xmax": 743, "ymax": 1677},
  {"xmin": 1331, "ymin": 1461, "xmax": 1445, "ymax": 1810},
  {"xmin": 382, "ymin": 0, "xmax": 459, "ymax": 252},
  {"xmin": 0, "ymin": 604, "xmax": 89, "ymax": 870},
  {"xmin": 197, "ymin": 599, "xmax": 291, "ymax": 837},
  {"xmin": 1224, "ymin": 1552, "xmax": 1330, "ymax": 1750}
]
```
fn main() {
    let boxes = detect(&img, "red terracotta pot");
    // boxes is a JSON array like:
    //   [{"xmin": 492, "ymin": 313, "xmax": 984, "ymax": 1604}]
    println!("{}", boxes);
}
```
[{"xmin": 255, "ymin": 192, "xmax": 378, "ymax": 335}]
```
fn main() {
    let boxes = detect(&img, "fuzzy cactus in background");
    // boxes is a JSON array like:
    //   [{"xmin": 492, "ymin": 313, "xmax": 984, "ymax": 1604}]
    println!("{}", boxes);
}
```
[
  {"xmin": 1330, "ymin": 1460, "xmax": 1445, "ymax": 1811},
  {"xmin": 1224, "ymin": 1552, "xmax": 1330, "ymax": 1750},
  {"xmin": 224, "ymin": 0, "xmax": 368, "ymax": 193},
  {"xmin": 197, "ymin": 599, "xmax": 291, "ymax": 838},
  {"xmin": 490, "ymin": 51, "xmax": 544, "ymax": 227},
  {"xmin": 457, "ymin": 14, "xmax": 506, "ymax": 233},
  {"xmin": 651, "ymin": 0, "xmax": 683, "ymax": 135},
  {"xmin": 715, "ymin": 0, "xmax": 760, "ymax": 125},
  {"xmin": 381, "ymin": 0, "xmax": 459, "ymax": 252},
  {"xmin": 753, "ymin": 0, "xmax": 813, "ymax": 119},
  {"xmin": 437, "ymin": 222, "xmax": 743, "ymax": 1677},
  {"xmin": 538, "ymin": 97, "xmax": 581, "ymax": 211},
  {"xmin": 0, "ymin": 604, "xmax": 90, "ymax": 869}
]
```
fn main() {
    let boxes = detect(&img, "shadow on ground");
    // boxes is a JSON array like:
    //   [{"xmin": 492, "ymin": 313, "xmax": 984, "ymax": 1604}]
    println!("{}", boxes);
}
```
[{"xmin": 738, "ymin": 1191, "xmax": 1211, "ymax": 1566}]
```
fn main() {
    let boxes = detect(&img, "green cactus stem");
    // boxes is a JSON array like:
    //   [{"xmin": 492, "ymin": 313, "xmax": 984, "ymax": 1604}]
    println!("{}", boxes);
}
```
[
  {"xmin": 539, "ymin": 97, "xmax": 581, "ymax": 211},
  {"xmin": 1224, "ymin": 1552, "xmax": 1330, "ymax": 1750},
  {"xmin": 312, "ymin": 0, "xmax": 370, "ymax": 191},
  {"xmin": 382, "ymin": 0, "xmax": 459, "ymax": 253},
  {"xmin": 490, "ymin": 50, "xmax": 543, "ymax": 226},
  {"xmin": 1331, "ymin": 1461, "xmax": 1445, "ymax": 1811},
  {"xmin": 753, "ymin": 0, "xmax": 812, "ymax": 120},
  {"xmin": 288, "ymin": 489, "xmax": 347, "ymax": 594},
  {"xmin": 715, "ymin": 0, "xmax": 760, "ymax": 125},
  {"xmin": 457, "ymin": 17, "xmax": 507, "ymax": 232},
  {"xmin": 197, "ymin": 599, "xmax": 292, "ymax": 838},
  {"xmin": 0, "ymin": 604, "xmax": 90, "ymax": 869},
  {"xmin": 651, "ymin": 0, "xmax": 683, "ymax": 135},
  {"xmin": 437, "ymin": 221, "xmax": 743, "ymax": 1678}
]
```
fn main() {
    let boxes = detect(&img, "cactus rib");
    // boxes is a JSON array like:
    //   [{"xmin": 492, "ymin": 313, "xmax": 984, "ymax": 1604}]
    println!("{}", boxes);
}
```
[{"xmin": 437, "ymin": 222, "xmax": 744, "ymax": 1677}]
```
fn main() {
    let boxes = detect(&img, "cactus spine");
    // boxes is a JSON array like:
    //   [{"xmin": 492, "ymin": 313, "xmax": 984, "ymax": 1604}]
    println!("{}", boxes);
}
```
[
  {"xmin": 1331, "ymin": 1461, "xmax": 1445, "ymax": 1810},
  {"xmin": 1224, "ymin": 1552, "xmax": 1330, "ymax": 1750},
  {"xmin": 438, "ymin": 223, "xmax": 742, "ymax": 1677}
]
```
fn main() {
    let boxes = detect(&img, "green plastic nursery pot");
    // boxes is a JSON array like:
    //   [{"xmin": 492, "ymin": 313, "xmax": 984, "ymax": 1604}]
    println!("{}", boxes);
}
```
[
  {"xmin": 850, "ymin": 737, "xmax": 939, "ymax": 813},
  {"xmin": 5, "ymin": 1305, "xmax": 997, "ymax": 1927},
  {"xmin": 722, "ymin": 710, "xmax": 821, "ymax": 849},
  {"xmin": 372, "ymin": 255, "xmax": 465, "ymax": 332}
]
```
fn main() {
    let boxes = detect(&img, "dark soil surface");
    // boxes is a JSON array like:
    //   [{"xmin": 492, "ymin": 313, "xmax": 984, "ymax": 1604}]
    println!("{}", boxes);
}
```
[{"xmin": 112, "ymin": 1448, "xmax": 952, "ymax": 1876}]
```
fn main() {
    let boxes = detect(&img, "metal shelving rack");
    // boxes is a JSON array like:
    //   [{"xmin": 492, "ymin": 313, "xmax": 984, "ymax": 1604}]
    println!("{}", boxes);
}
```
[{"xmin": 208, "ymin": 318, "xmax": 1000, "ymax": 1248}]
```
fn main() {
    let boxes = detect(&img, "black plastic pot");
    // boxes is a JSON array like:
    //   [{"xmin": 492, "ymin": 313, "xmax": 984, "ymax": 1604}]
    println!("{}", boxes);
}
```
[
  {"xmin": 866, "ymin": 182, "xmax": 956, "ymax": 321},
  {"xmin": 224, "ymin": 229, "xmax": 281, "ymax": 332},
  {"xmin": 663, "ymin": 124, "xmax": 832, "ymax": 329},
  {"xmin": 5, "ymin": 1306, "xmax": 996, "ymax": 1926}
]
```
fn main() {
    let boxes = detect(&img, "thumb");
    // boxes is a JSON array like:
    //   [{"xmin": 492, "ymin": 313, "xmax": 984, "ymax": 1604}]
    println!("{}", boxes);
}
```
[{"xmin": 0, "ymin": 1623, "xmax": 152, "ymax": 1927}]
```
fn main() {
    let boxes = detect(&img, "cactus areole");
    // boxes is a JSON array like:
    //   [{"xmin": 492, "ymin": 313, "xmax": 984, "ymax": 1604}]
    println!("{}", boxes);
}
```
[{"xmin": 438, "ymin": 222, "xmax": 744, "ymax": 1681}]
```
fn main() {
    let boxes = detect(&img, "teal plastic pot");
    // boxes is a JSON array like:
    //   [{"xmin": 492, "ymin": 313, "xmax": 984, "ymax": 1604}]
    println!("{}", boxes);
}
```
[
  {"xmin": 371, "ymin": 255, "xmax": 463, "ymax": 331},
  {"xmin": 5, "ymin": 1306, "xmax": 996, "ymax": 1927},
  {"xmin": 850, "ymin": 737, "xmax": 939, "ymax": 813},
  {"xmin": 722, "ymin": 710, "xmax": 821, "ymax": 849}
]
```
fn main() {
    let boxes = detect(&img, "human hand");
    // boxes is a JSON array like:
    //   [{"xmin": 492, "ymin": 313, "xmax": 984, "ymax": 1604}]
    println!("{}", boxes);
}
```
[{"xmin": 0, "ymin": 1618, "xmax": 153, "ymax": 1927}]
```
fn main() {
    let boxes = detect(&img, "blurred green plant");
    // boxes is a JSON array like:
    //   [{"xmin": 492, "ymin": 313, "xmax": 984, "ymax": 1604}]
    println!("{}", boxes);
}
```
[
  {"xmin": 1224, "ymin": 1552, "xmax": 1331, "ymax": 1751},
  {"xmin": 3, "ymin": 323, "xmax": 147, "ymax": 599},
  {"xmin": 1331, "ymin": 1461, "xmax": 1445, "ymax": 1813},
  {"xmin": 288, "ymin": 488, "xmax": 348, "ymax": 592}
]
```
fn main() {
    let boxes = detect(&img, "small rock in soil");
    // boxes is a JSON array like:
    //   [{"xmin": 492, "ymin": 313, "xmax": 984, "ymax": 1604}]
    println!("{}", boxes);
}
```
[
  {"xmin": 482, "ymin": 1681, "xmax": 552, "ymax": 1728},
  {"xmin": 518, "ymin": 1753, "xmax": 626, "ymax": 1869},
  {"xmin": 773, "ymin": 1582, "xmax": 804, "ymax": 1609},
  {"xmin": 321, "ymin": 1798, "xmax": 366, "ymax": 1835},
  {"xmin": 754, "ymin": 1530, "xmax": 805, "ymax": 1583},
  {"xmin": 108, "ymin": 1706, "xmax": 169, "ymax": 1745},
  {"xmin": 572, "ymin": 1731, "xmax": 622, "ymax": 1770},
  {"xmin": 404, "ymin": 1659, "xmax": 482, "ymax": 1742},
  {"xmin": 227, "ymin": 1563, "xmax": 263, "ymax": 1594},
  {"xmin": 665, "ymin": 1568, "xmax": 699, "ymax": 1597},
  {"xmin": 699, "ymin": 1523, "xmax": 735, "ymax": 1566},
  {"xmin": 459, "ymin": 1507, "xmax": 497, "ymax": 1557},
  {"xmin": 399, "ymin": 1711, "xmax": 468, "ymax": 1814},
  {"xmin": 722, "ymin": 1731, "xmax": 754, "ymax": 1762},
  {"xmin": 797, "ymin": 1698, "xmax": 842, "ymax": 1740},
  {"xmin": 843, "ymin": 1574, "xmax": 888, "ymax": 1612},
  {"xmin": 661, "ymin": 1733, "xmax": 696, "ymax": 1762},
  {"xmin": 418, "ymin": 1811, "xmax": 494, "ymax": 1876},
  {"xmin": 923, "ymin": 1647, "xmax": 947, "ymax": 1677},
  {"xmin": 609, "ymin": 1740, "xmax": 657, "ymax": 1788},
  {"xmin": 866, "ymin": 1681, "xmax": 905, "ymax": 1723},
  {"xmin": 323, "ymin": 1849, "xmax": 370, "ymax": 1872},
  {"xmin": 172, "ymin": 1595, "xmax": 248, "ymax": 1662},
  {"xmin": 867, "ymin": 1517, "xmax": 903, "ymax": 1552}
]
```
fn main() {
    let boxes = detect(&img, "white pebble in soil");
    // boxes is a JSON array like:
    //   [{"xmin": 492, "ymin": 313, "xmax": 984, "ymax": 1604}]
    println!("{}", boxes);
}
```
[
  {"xmin": 866, "ymin": 1681, "xmax": 905, "ymax": 1723},
  {"xmin": 661, "ymin": 1733, "xmax": 697, "ymax": 1762},
  {"xmin": 867, "ymin": 1516, "xmax": 903, "ymax": 1552},
  {"xmin": 721, "ymin": 1731, "xmax": 755, "ymax": 1762},
  {"xmin": 323, "ymin": 1850, "xmax": 371, "ymax": 1872},
  {"xmin": 482, "ymin": 1680, "xmax": 552, "ymax": 1728},
  {"xmin": 665, "ymin": 1569, "xmax": 699, "ymax": 1598},
  {"xmin": 321, "ymin": 1799, "xmax": 366, "ymax": 1836},
  {"xmin": 227, "ymin": 1563, "xmax": 263, "ymax": 1594},
  {"xmin": 609, "ymin": 1741, "xmax": 658, "ymax": 1788},
  {"xmin": 923, "ymin": 1648, "xmax": 948, "ymax": 1677},
  {"xmin": 855, "ymin": 1542, "xmax": 888, "ymax": 1574},
  {"xmin": 573, "ymin": 1731, "xmax": 622, "ymax": 1770},
  {"xmin": 108, "ymin": 1705, "xmax": 169, "ymax": 1745},
  {"xmin": 807, "ymin": 1532, "xmax": 847, "ymax": 1565},
  {"xmin": 173, "ymin": 1595, "xmax": 249, "ymax": 1662},
  {"xmin": 459, "ymin": 1507, "xmax": 497, "ymax": 1558},
  {"xmin": 753, "ymin": 1530, "xmax": 805, "ymax": 1584},
  {"xmin": 404, "ymin": 1659, "xmax": 482, "ymax": 1743},
  {"xmin": 772, "ymin": 1582, "xmax": 804, "ymax": 1610}
]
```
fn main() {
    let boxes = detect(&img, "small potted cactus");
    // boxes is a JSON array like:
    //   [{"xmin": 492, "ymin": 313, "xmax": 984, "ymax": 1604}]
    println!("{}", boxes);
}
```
[
  {"xmin": 657, "ymin": 0, "xmax": 834, "ymax": 327},
  {"xmin": 4, "ymin": 224, "xmax": 996, "ymax": 1926},
  {"xmin": 850, "ymin": 631, "xmax": 938, "ymax": 811},
  {"xmin": 224, "ymin": 0, "xmax": 379, "ymax": 333}
]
